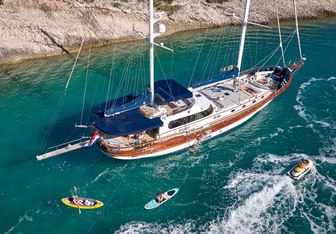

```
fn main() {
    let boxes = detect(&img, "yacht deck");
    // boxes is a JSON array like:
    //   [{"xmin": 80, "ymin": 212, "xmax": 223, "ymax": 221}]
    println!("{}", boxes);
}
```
[{"xmin": 199, "ymin": 82, "xmax": 262, "ymax": 109}]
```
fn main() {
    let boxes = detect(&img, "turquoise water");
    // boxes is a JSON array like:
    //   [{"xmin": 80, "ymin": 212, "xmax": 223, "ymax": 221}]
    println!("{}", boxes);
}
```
[{"xmin": 0, "ymin": 18, "xmax": 335, "ymax": 233}]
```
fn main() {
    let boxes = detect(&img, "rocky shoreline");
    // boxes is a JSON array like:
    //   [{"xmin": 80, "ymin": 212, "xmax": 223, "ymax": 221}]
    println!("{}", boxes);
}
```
[{"xmin": 0, "ymin": 0, "xmax": 335, "ymax": 64}]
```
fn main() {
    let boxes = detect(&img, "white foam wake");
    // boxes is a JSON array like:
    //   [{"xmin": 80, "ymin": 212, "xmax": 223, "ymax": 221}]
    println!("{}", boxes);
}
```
[
  {"xmin": 115, "ymin": 152, "xmax": 336, "ymax": 234},
  {"xmin": 4, "ymin": 210, "xmax": 33, "ymax": 234},
  {"xmin": 294, "ymin": 77, "xmax": 336, "ymax": 129}
]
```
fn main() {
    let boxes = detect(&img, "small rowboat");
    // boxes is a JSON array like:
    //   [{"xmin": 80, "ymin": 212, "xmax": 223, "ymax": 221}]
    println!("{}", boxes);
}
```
[
  {"xmin": 287, "ymin": 159, "xmax": 314, "ymax": 180},
  {"xmin": 61, "ymin": 197, "xmax": 104, "ymax": 209}
]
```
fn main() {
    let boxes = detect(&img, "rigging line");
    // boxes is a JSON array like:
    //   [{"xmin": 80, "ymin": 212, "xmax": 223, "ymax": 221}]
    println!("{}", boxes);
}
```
[
  {"xmin": 189, "ymin": 28, "xmax": 209, "ymax": 87},
  {"xmin": 254, "ymin": 28, "xmax": 259, "ymax": 67},
  {"xmin": 38, "ymin": 94, "xmax": 66, "ymax": 155},
  {"xmin": 86, "ymin": 163, "xmax": 135, "ymax": 234},
  {"xmin": 257, "ymin": 47, "xmax": 280, "ymax": 69},
  {"xmin": 125, "ymin": 45, "xmax": 136, "ymax": 96},
  {"xmin": 64, "ymin": 0, "xmax": 97, "ymax": 92},
  {"xmin": 170, "ymin": 46, "xmax": 175, "ymax": 80},
  {"xmin": 293, "ymin": 0, "xmax": 303, "ymax": 60},
  {"xmin": 200, "ymin": 32, "xmax": 219, "ymax": 82},
  {"xmin": 274, "ymin": 0, "xmax": 286, "ymax": 66},
  {"xmin": 133, "ymin": 45, "xmax": 142, "ymax": 95},
  {"xmin": 222, "ymin": 26, "xmax": 235, "ymax": 69},
  {"xmin": 64, "ymin": 39, "xmax": 84, "ymax": 92},
  {"xmin": 123, "ymin": 43, "xmax": 137, "ymax": 96},
  {"xmin": 253, "ymin": 31, "xmax": 295, "ymax": 69},
  {"xmin": 110, "ymin": 42, "xmax": 134, "ymax": 111},
  {"xmin": 209, "ymin": 29, "xmax": 226, "ymax": 77},
  {"xmin": 104, "ymin": 43, "xmax": 117, "ymax": 113},
  {"xmin": 80, "ymin": 41, "xmax": 92, "ymax": 127},
  {"xmin": 156, "ymin": 50, "xmax": 175, "ymax": 99},
  {"xmin": 155, "ymin": 50, "xmax": 169, "ymax": 81},
  {"xmin": 276, "ymin": 31, "xmax": 295, "ymax": 66}
]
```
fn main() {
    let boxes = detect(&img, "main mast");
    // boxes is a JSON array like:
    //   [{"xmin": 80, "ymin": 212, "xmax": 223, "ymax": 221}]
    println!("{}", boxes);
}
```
[
  {"xmin": 149, "ymin": 0, "xmax": 155, "ymax": 106},
  {"xmin": 236, "ymin": 0, "xmax": 251, "ymax": 75}
]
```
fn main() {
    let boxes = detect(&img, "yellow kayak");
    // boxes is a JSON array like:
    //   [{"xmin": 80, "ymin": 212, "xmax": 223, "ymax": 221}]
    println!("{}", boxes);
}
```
[{"xmin": 61, "ymin": 197, "xmax": 104, "ymax": 209}]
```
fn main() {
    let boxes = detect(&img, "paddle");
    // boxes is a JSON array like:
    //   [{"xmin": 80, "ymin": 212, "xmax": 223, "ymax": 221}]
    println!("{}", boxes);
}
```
[{"xmin": 74, "ymin": 186, "xmax": 81, "ymax": 214}]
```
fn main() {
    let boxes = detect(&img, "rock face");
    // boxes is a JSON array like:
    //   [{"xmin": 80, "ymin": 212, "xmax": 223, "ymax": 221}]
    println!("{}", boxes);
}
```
[{"xmin": 0, "ymin": 0, "xmax": 335, "ymax": 63}]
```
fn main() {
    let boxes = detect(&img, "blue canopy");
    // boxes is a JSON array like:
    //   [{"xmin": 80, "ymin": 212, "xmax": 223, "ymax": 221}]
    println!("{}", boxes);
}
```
[
  {"xmin": 91, "ymin": 108, "xmax": 163, "ymax": 135},
  {"xmin": 91, "ymin": 79, "xmax": 191, "ymax": 135},
  {"xmin": 104, "ymin": 94, "xmax": 150, "ymax": 117},
  {"xmin": 103, "ymin": 79, "xmax": 192, "ymax": 117},
  {"xmin": 192, "ymin": 67, "xmax": 239, "ymax": 88},
  {"xmin": 154, "ymin": 79, "xmax": 192, "ymax": 102}
]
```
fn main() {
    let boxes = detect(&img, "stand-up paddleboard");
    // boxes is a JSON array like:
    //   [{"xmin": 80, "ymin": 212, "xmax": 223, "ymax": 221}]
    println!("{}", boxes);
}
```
[
  {"xmin": 61, "ymin": 197, "xmax": 104, "ymax": 209},
  {"xmin": 144, "ymin": 188, "xmax": 179, "ymax": 210}
]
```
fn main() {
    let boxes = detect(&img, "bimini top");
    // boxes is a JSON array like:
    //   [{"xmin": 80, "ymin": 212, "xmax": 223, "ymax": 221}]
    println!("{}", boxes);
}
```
[
  {"xmin": 91, "ymin": 108, "xmax": 163, "ymax": 135},
  {"xmin": 154, "ymin": 79, "xmax": 192, "ymax": 103},
  {"xmin": 91, "ymin": 79, "xmax": 191, "ymax": 135},
  {"xmin": 103, "ymin": 79, "xmax": 192, "ymax": 117}
]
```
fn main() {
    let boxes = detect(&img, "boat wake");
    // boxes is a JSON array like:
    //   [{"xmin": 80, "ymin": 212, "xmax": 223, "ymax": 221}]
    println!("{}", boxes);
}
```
[
  {"xmin": 294, "ymin": 77, "xmax": 336, "ymax": 131},
  {"xmin": 115, "ymin": 148, "xmax": 336, "ymax": 234},
  {"xmin": 4, "ymin": 210, "xmax": 33, "ymax": 234}
]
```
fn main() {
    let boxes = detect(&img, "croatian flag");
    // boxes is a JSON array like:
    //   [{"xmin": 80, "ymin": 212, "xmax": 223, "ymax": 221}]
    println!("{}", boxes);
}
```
[{"xmin": 89, "ymin": 131, "xmax": 101, "ymax": 146}]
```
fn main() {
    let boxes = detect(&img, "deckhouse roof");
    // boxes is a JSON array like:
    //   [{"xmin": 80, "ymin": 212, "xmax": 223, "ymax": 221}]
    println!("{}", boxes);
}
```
[
  {"xmin": 91, "ymin": 79, "xmax": 191, "ymax": 135},
  {"xmin": 91, "ymin": 108, "xmax": 163, "ymax": 135}
]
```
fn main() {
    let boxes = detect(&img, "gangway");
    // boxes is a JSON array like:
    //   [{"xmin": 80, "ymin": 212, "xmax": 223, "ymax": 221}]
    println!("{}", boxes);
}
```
[{"xmin": 36, "ymin": 138, "xmax": 90, "ymax": 161}]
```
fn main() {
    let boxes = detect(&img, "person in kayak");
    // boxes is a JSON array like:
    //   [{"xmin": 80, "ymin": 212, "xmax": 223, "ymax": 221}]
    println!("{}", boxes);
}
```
[
  {"xmin": 72, "ymin": 196, "xmax": 84, "ymax": 206},
  {"xmin": 155, "ymin": 193, "xmax": 166, "ymax": 203}
]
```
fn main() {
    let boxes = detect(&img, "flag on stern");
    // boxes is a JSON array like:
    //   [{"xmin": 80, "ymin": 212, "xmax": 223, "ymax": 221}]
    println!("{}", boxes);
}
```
[{"xmin": 89, "ymin": 131, "xmax": 101, "ymax": 146}]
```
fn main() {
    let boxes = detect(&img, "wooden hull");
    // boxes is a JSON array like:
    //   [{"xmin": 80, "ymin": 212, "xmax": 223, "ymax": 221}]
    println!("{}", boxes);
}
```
[{"xmin": 97, "ymin": 75, "xmax": 292, "ymax": 160}]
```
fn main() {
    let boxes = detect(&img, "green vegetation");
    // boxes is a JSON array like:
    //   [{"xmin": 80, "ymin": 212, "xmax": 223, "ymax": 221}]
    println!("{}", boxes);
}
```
[
  {"xmin": 154, "ymin": 0, "xmax": 174, "ymax": 8},
  {"xmin": 113, "ymin": 2, "xmax": 121, "ymax": 8},
  {"xmin": 153, "ymin": 0, "xmax": 180, "ymax": 15},
  {"xmin": 157, "ymin": 4, "xmax": 181, "ymax": 15},
  {"xmin": 206, "ymin": 0, "xmax": 229, "ymax": 3}
]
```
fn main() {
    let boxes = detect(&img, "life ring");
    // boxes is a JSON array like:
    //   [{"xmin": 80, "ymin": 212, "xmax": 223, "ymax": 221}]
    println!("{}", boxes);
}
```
[{"xmin": 250, "ymin": 76, "xmax": 255, "ymax": 82}]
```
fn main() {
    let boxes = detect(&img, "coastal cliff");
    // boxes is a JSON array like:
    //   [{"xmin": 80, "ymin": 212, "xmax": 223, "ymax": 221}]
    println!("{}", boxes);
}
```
[{"xmin": 0, "ymin": 0, "xmax": 335, "ymax": 64}]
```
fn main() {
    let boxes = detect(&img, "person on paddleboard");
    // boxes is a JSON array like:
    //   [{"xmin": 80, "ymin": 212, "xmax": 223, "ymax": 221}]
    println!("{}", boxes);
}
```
[{"xmin": 155, "ymin": 193, "xmax": 166, "ymax": 203}]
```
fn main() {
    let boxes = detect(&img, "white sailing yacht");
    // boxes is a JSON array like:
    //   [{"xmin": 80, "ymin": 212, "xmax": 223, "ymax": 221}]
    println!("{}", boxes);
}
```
[{"xmin": 37, "ymin": 0, "xmax": 305, "ymax": 161}]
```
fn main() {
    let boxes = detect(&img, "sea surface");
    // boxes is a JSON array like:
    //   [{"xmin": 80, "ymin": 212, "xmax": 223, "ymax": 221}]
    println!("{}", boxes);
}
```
[{"xmin": 0, "ymin": 17, "xmax": 335, "ymax": 234}]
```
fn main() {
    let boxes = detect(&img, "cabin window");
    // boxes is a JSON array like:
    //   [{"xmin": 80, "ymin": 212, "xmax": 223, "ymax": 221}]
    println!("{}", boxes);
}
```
[
  {"xmin": 168, "ymin": 105, "xmax": 213, "ymax": 129},
  {"xmin": 195, "ymin": 94, "xmax": 201, "ymax": 97},
  {"xmin": 231, "ymin": 109, "xmax": 235, "ymax": 112}
]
